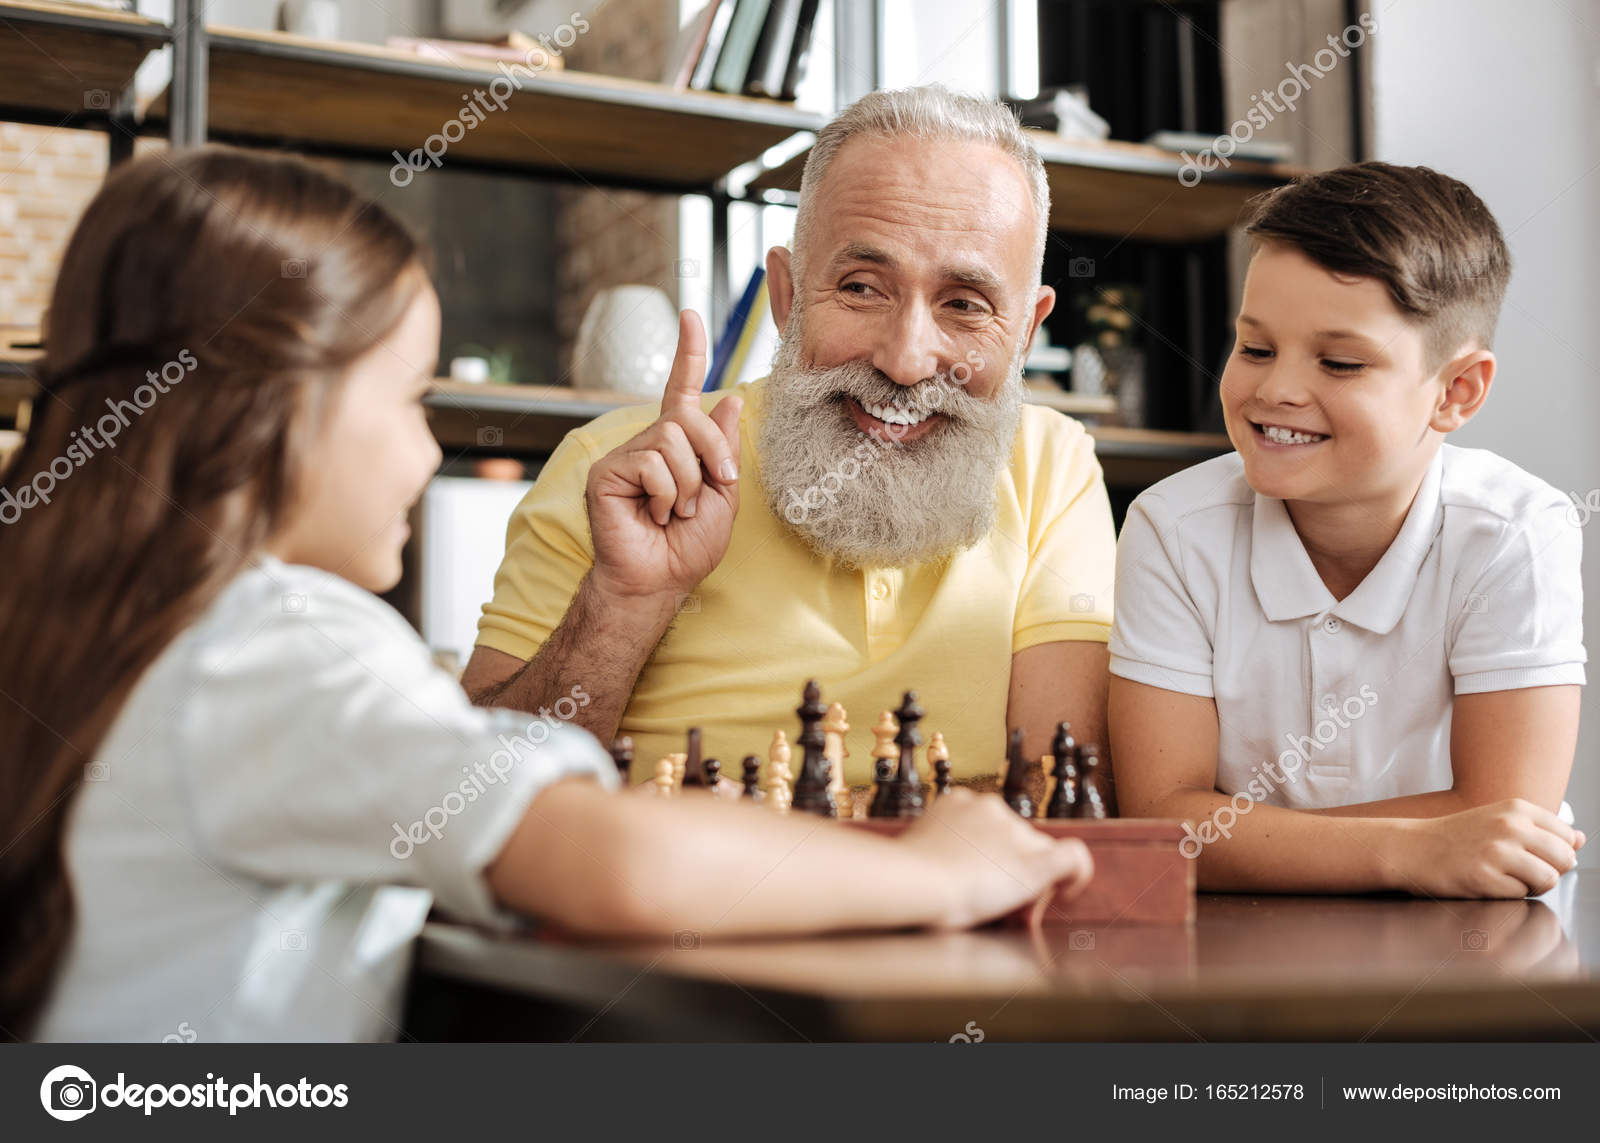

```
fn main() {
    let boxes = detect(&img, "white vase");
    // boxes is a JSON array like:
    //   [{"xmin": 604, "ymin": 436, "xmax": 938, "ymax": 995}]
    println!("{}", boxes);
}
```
[{"xmin": 573, "ymin": 286, "xmax": 679, "ymax": 397}]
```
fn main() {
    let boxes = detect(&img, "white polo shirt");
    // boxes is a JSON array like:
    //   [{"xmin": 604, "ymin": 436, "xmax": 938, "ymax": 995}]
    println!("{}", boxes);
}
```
[
  {"xmin": 1109, "ymin": 444, "xmax": 1586, "ymax": 810},
  {"xmin": 34, "ymin": 555, "xmax": 616, "ymax": 1043}
]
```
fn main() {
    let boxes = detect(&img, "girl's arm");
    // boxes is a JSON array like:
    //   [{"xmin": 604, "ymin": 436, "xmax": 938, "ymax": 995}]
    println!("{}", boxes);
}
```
[
  {"xmin": 1109, "ymin": 677, "xmax": 1582, "ymax": 897},
  {"xmin": 486, "ymin": 783, "xmax": 1094, "ymax": 938}
]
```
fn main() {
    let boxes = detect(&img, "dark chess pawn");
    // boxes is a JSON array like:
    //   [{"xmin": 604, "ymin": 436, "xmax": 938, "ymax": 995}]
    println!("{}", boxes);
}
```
[
  {"xmin": 702, "ymin": 757, "xmax": 721, "ymax": 790},
  {"xmin": 609, "ymin": 736, "xmax": 634, "ymax": 786},
  {"xmin": 741, "ymin": 755, "xmax": 764, "ymax": 801},
  {"xmin": 1044, "ymin": 722, "xmax": 1077, "ymax": 820},
  {"xmin": 1001, "ymin": 728, "xmax": 1035, "ymax": 819},
  {"xmin": 1076, "ymin": 744, "xmax": 1108, "ymax": 819}
]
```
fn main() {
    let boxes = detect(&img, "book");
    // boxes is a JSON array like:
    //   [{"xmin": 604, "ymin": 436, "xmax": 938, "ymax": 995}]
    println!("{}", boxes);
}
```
[
  {"xmin": 727, "ymin": 279, "xmax": 779, "ymax": 388},
  {"xmin": 780, "ymin": 0, "xmax": 822, "ymax": 101},
  {"xmin": 690, "ymin": 0, "xmax": 739, "ymax": 90},
  {"xmin": 385, "ymin": 31, "xmax": 566, "ymax": 70},
  {"xmin": 664, "ymin": 0, "xmax": 725, "ymax": 91},
  {"xmin": 745, "ymin": 0, "xmax": 804, "ymax": 99},
  {"xmin": 711, "ymin": 0, "xmax": 774, "ymax": 95},
  {"xmin": 704, "ymin": 267, "xmax": 766, "ymax": 391}
]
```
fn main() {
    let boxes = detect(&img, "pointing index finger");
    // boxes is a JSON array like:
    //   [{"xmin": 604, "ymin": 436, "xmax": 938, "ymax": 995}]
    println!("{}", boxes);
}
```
[{"xmin": 661, "ymin": 309, "xmax": 708, "ymax": 416}]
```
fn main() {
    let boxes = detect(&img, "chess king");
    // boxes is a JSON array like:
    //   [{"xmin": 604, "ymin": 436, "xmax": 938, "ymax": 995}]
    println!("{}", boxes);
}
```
[{"xmin": 463, "ymin": 86, "xmax": 1115, "ymax": 799}]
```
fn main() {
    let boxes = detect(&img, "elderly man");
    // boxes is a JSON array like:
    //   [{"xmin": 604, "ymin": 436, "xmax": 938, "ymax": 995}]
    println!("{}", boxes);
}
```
[{"xmin": 462, "ymin": 85, "xmax": 1116, "ymax": 793}]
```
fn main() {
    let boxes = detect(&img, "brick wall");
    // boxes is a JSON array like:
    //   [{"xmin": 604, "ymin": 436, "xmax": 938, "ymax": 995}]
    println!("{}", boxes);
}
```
[{"xmin": 0, "ymin": 124, "xmax": 109, "ymax": 340}]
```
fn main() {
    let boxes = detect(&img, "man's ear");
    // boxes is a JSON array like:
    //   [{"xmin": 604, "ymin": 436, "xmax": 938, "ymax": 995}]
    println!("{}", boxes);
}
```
[
  {"xmin": 767, "ymin": 245, "xmax": 795, "ymax": 329},
  {"xmin": 1021, "ymin": 285, "xmax": 1056, "ymax": 359},
  {"xmin": 1431, "ymin": 348, "xmax": 1495, "ymax": 433}
]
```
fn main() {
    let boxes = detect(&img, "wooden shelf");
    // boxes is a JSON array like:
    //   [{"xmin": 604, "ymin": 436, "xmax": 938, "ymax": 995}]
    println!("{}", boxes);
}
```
[
  {"xmin": 424, "ymin": 379, "xmax": 1232, "ymax": 483},
  {"xmin": 0, "ymin": 1, "xmax": 166, "ymax": 126},
  {"xmin": 747, "ymin": 130, "xmax": 1300, "ymax": 243},
  {"xmin": 148, "ymin": 25, "xmax": 823, "ymax": 191}
]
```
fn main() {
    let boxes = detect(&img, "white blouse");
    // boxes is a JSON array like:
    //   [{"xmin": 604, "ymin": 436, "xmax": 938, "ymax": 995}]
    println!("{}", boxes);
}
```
[{"xmin": 35, "ymin": 555, "xmax": 615, "ymax": 1042}]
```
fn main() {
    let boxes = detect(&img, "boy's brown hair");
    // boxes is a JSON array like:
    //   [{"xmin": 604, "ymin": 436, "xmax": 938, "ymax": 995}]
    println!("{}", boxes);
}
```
[{"xmin": 1243, "ymin": 161, "xmax": 1511, "ymax": 369}]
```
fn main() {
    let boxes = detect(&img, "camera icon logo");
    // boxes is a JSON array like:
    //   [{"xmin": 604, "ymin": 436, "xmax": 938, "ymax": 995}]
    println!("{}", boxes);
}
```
[
  {"xmin": 1465, "ymin": 593, "xmax": 1488, "ymax": 614},
  {"xmin": 673, "ymin": 593, "xmax": 701, "ymax": 615},
  {"xmin": 281, "ymin": 929, "xmax": 308, "ymax": 951},
  {"xmin": 40, "ymin": 1064, "xmax": 97, "ymax": 1121},
  {"xmin": 281, "ymin": 592, "xmax": 308, "ymax": 614},
  {"xmin": 84, "ymin": 89, "xmax": 111, "ymax": 110},
  {"xmin": 1069, "ymin": 593, "xmax": 1096, "ymax": 613},
  {"xmin": 1461, "ymin": 928, "xmax": 1489, "ymax": 951},
  {"xmin": 674, "ymin": 258, "xmax": 700, "ymax": 279},
  {"xmin": 281, "ymin": 258, "xmax": 307, "ymax": 278},
  {"xmin": 1068, "ymin": 929, "xmax": 1096, "ymax": 951},
  {"xmin": 477, "ymin": 426, "xmax": 504, "ymax": 447},
  {"xmin": 84, "ymin": 761, "xmax": 110, "ymax": 782},
  {"xmin": 1068, "ymin": 257, "xmax": 1096, "ymax": 278},
  {"xmin": 673, "ymin": 929, "xmax": 701, "ymax": 950}
]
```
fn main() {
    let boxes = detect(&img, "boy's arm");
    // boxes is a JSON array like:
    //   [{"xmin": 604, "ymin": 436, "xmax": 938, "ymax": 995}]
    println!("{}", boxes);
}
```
[
  {"xmin": 1110, "ymin": 676, "xmax": 1582, "ymax": 896},
  {"xmin": 1310, "ymin": 685, "xmax": 1581, "ymax": 818}
]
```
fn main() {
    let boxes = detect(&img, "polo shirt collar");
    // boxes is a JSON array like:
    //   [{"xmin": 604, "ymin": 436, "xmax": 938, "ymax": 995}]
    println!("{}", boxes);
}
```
[{"xmin": 1250, "ymin": 448, "xmax": 1444, "ymax": 633}]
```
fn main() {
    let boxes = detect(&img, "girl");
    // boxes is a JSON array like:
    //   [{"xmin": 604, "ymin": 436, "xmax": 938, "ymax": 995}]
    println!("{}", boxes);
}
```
[{"xmin": 0, "ymin": 148, "xmax": 1090, "ymax": 1042}]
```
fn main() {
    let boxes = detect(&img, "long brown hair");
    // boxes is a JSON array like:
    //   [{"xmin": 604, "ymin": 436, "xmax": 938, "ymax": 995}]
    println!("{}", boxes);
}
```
[{"xmin": 0, "ymin": 147, "xmax": 426, "ymax": 1038}]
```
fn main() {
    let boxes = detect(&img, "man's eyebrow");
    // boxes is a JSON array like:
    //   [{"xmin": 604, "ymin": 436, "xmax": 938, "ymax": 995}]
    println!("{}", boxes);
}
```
[{"xmin": 826, "ymin": 242, "xmax": 1003, "ymax": 291}]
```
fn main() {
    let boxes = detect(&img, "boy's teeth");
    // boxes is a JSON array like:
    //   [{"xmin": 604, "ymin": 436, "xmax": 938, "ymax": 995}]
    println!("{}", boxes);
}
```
[
  {"xmin": 861, "ymin": 399, "xmax": 931, "ymax": 427},
  {"xmin": 1262, "ymin": 424, "xmax": 1326, "ymax": 444}
]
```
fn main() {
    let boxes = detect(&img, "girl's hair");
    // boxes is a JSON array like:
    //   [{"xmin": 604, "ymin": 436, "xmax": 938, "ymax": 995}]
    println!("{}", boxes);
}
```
[{"xmin": 0, "ymin": 146, "xmax": 427, "ymax": 1038}]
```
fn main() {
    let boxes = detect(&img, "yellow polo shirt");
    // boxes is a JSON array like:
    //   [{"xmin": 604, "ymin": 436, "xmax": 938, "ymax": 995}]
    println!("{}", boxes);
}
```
[{"xmin": 476, "ymin": 377, "xmax": 1115, "ymax": 784}]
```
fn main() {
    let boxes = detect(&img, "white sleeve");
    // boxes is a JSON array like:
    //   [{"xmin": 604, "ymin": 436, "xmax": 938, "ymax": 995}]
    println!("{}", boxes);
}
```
[
  {"xmin": 1450, "ymin": 500, "xmax": 1587, "ymax": 694},
  {"xmin": 174, "ymin": 578, "xmax": 617, "ymax": 928},
  {"xmin": 1107, "ymin": 495, "xmax": 1217, "ymax": 697}
]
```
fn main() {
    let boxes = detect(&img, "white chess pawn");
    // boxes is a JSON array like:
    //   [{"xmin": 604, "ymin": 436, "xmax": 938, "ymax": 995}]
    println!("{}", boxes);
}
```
[
  {"xmin": 653, "ymin": 758, "xmax": 676, "ymax": 798},
  {"xmin": 767, "ymin": 730, "xmax": 793, "ymax": 814}
]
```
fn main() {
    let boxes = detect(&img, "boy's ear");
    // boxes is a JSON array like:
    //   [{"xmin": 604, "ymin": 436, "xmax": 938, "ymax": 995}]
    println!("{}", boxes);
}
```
[{"xmin": 1431, "ymin": 348, "xmax": 1495, "ymax": 434}]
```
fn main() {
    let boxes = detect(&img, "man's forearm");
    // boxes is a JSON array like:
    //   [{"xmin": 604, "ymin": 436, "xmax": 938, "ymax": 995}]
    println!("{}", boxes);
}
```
[{"xmin": 475, "ymin": 572, "xmax": 677, "ymax": 744}]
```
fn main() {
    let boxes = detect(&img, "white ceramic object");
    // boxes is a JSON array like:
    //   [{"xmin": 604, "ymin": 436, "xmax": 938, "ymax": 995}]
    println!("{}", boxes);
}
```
[{"xmin": 573, "ymin": 285, "xmax": 678, "ymax": 397}]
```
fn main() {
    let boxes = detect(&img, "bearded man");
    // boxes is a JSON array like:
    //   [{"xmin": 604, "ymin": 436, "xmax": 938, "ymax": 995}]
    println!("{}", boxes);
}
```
[{"xmin": 462, "ymin": 85, "xmax": 1117, "ymax": 794}]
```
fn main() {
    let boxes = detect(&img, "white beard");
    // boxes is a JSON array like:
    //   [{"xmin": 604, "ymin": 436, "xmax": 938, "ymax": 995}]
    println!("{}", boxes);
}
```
[{"xmin": 756, "ymin": 313, "xmax": 1024, "ymax": 570}]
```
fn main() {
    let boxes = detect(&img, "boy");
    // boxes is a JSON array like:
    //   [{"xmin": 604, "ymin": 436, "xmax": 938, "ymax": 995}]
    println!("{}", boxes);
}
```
[{"xmin": 1110, "ymin": 162, "xmax": 1586, "ymax": 897}]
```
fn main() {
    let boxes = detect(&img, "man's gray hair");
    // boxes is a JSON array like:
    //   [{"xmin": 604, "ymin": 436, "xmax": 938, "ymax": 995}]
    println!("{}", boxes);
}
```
[{"xmin": 790, "ymin": 85, "xmax": 1051, "ymax": 290}]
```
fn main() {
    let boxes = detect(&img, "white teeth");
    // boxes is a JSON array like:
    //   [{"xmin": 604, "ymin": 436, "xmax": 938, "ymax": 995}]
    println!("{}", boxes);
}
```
[
  {"xmin": 1262, "ymin": 424, "xmax": 1326, "ymax": 445},
  {"xmin": 860, "ymin": 399, "xmax": 931, "ymax": 427}
]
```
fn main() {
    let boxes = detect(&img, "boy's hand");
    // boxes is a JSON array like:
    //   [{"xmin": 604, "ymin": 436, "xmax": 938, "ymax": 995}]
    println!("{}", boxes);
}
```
[
  {"xmin": 585, "ymin": 310, "xmax": 743, "ymax": 605},
  {"xmin": 900, "ymin": 790, "xmax": 1094, "ymax": 928},
  {"xmin": 1395, "ymin": 799, "xmax": 1584, "ymax": 898}
]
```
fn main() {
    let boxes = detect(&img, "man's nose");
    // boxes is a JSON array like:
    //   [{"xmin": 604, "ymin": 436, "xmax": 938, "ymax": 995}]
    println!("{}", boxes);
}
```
[{"xmin": 870, "ymin": 303, "xmax": 943, "ymax": 387}]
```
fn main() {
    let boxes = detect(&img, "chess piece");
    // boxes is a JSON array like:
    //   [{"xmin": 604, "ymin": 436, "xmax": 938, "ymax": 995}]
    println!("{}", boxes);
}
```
[
  {"xmin": 702, "ymin": 756, "xmax": 721, "ymax": 788},
  {"xmin": 609, "ymin": 736, "xmax": 634, "ymax": 785},
  {"xmin": 823, "ymin": 702, "xmax": 852, "ymax": 819},
  {"xmin": 1044, "ymin": 721, "xmax": 1078, "ymax": 820},
  {"xmin": 927, "ymin": 732, "xmax": 951, "ymax": 797},
  {"xmin": 867, "ymin": 710, "xmax": 900, "ymax": 818},
  {"xmin": 669, "ymin": 753, "xmax": 687, "ymax": 788},
  {"xmin": 1076, "ymin": 744, "xmax": 1107, "ymax": 819},
  {"xmin": 653, "ymin": 757, "xmax": 675, "ymax": 797},
  {"xmin": 790, "ymin": 680, "xmax": 836, "ymax": 817},
  {"xmin": 885, "ymin": 691, "xmax": 926, "ymax": 818},
  {"xmin": 767, "ymin": 731, "xmax": 793, "ymax": 814},
  {"xmin": 740, "ymin": 755, "xmax": 764, "ymax": 801},
  {"xmin": 680, "ymin": 727, "xmax": 705, "ymax": 788},
  {"xmin": 1001, "ymin": 728, "xmax": 1035, "ymax": 818}
]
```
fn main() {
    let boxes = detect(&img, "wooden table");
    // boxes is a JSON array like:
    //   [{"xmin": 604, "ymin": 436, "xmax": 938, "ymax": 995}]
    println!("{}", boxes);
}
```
[{"xmin": 405, "ymin": 873, "xmax": 1600, "ymax": 1042}]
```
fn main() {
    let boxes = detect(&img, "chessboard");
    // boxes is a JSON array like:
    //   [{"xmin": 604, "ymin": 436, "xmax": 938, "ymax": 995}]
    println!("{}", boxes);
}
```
[{"xmin": 611, "ymin": 679, "xmax": 1196, "ymax": 927}]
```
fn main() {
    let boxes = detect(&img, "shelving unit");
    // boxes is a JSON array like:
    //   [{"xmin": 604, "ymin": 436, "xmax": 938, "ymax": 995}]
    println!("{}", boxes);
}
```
[
  {"xmin": 0, "ymin": 1, "xmax": 166, "ymax": 130},
  {"xmin": 748, "ymin": 130, "xmax": 1297, "ymax": 243}
]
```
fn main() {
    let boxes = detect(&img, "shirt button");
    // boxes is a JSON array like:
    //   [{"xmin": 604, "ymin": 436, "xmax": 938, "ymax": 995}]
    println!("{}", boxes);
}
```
[
  {"xmin": 1322, "ymin": 617, "xmax": 1342, "ymax": 633},
  {"xmin": 871, "ymin": 581, "xmax": 888, "ymax": 601},
  {"xmin": 1321, "ymin": 693, "xmax": 1338, "ymax": 710}
]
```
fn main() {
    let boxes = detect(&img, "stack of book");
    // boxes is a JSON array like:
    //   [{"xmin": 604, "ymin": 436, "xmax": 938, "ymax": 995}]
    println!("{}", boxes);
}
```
[{"xmin": 666, "ymin": 0, "xmax": 823, "ymax": 101}]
